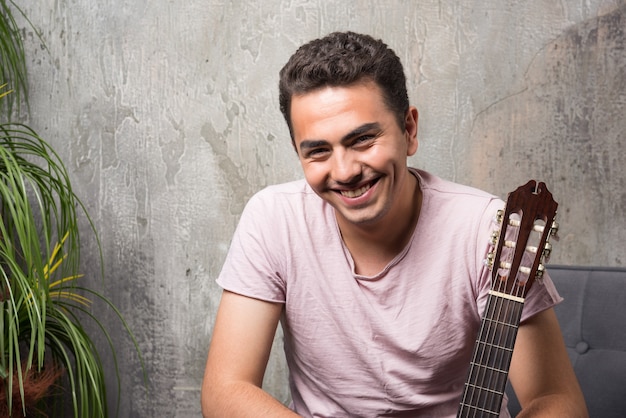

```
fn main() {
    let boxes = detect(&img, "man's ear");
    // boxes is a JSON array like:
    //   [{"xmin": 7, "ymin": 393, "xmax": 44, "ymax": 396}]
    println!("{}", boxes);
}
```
[{"xmin": 405, "ymin": 106, "xmax": 418, "ymax": 156}]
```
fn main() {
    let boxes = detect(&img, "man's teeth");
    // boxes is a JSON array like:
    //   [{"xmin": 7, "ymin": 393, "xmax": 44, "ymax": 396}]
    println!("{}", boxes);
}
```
[{"xmin": 341, "ymin": 184, "xmax": 371, "ymax": 198}]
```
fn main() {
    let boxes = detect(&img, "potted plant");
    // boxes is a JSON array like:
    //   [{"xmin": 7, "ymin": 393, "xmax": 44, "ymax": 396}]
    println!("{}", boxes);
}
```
[{"xmin": 1, "ymin": 1, "xmax": 142, "ymax": 416}]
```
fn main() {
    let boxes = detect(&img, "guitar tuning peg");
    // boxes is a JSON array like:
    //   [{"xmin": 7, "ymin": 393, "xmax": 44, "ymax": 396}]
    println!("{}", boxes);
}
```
[
  {"xmin": 535, "ymin": 263, "xmax": 546, "ymax": 282},
  {"xmin": 550, "ymin": 220, "xmax": 559, "ymax": 237},
  {"xmin": 490, "ymin": 230, "xmax": 499, "ymax": 245},
  {"xmin": 495, "ymin": 209, "xmax": 504, "ymax": 225},
  {"xmin": 542, "ymin": 242, "xmax": 553, "ymax": 261},
  {"xmin": 484, "ymin": 251, "xmax": 495, "ymax": 269}
]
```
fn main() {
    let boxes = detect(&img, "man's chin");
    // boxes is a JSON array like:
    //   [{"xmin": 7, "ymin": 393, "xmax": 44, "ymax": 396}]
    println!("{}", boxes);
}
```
[{"xmin": 334, "ymin": 207, "xmax": 386, "ymax": 227}]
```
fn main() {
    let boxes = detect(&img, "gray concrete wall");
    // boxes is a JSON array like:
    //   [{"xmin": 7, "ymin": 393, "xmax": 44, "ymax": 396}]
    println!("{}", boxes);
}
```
[{"xmin": 13, "ymin": 0, "xmax": 626, "ymax": 416}]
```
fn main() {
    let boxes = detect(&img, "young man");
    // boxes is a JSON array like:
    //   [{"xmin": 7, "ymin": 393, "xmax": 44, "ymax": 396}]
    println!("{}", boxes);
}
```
[{"xmin": 201, "ymin": 32, "xmax": 587, "ymax": 417}]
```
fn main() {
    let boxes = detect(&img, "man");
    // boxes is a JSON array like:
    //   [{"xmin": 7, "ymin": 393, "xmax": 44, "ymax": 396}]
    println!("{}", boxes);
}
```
[{"xmin": 201, "ymin": 31, "xmax": 587, "ymax": 417}]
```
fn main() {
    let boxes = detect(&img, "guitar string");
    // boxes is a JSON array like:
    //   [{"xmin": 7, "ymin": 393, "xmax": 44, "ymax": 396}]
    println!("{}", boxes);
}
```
[
  {"xmin": 461, "ymin": 296, "xmax": 490, "ymax": 417},
  {"xmin": 468, "ymin": 218, "xmax": 501, "ymax": 417},
  {"xmin": 479, "ymin": 219, "xmax": 511, "ymax": 416},
  {"xmin": 468, "ymin": 295, "xmax": 493, "ymax": 417},
  {"xmin": 461, "ymin": 216, "xmax": 506, "ymax": 417},
  {"xmin": 481, "ymin": 212, "xmax": 522, "ymax": 415},
  {"xmin": 460, "ymin": 210, "xmax": 530, "ymax": 417},
  {"xmin": 489, "ymin": 212, "xmax": 524, "ymax": 414},
  {"xmin": 487, "ymin": 281, "xmax": 507, "ymax": 414},
  {"xmin": 489, "ymin": 213, "xmax": 534, "ymax": 414},
  {"xmin": 460, "ymin": 295, "xmax": 487, "ymax": 416},
  {"xmin": 461, "ymin": 212, "xmax": 508, "ymax": 417}
]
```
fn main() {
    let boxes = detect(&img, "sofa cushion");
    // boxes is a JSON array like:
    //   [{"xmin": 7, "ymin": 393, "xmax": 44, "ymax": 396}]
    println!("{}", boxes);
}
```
[{"xmin": 505, "ymin": 265, "xmax": 626, "ymax": 417}]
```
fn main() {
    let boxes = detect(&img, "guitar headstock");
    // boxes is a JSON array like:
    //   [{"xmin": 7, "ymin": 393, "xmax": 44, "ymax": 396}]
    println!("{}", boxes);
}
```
[{"xmin": 485, "ymin": 180, "xmax": 559, "ymax": 299}]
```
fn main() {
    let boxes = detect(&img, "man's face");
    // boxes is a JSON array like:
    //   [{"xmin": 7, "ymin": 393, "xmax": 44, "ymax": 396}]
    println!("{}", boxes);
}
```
[{"xmin": 291, "ymin": 80, "xmax": 418, "ymax": 227}]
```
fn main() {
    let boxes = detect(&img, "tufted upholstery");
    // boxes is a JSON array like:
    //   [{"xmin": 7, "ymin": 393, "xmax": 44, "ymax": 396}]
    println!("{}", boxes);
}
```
[{"xmin": 505, "ymin": 265, "xmax": 626, "ymax": 417}]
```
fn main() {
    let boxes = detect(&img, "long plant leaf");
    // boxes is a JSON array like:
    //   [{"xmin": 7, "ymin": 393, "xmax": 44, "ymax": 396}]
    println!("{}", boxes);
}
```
[{"xmin": 0, "ymin": 0, "xmax": 28, "ymax": 118}]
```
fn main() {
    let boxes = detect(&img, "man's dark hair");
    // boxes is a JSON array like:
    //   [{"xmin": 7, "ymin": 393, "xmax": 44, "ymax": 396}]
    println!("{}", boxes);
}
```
[{"xmin": 278, "ymin": 31, "xmax": 409, "ymax": 141}]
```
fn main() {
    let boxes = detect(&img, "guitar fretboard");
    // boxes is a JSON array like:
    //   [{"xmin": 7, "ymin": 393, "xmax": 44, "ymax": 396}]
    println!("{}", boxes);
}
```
[{"xmin": 457, "ymin": 292, "xmax": 524, "ymax": 417}]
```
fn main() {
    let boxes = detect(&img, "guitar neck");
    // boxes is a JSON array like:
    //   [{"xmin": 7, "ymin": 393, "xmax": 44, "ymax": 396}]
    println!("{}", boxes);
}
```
[
  {"xmin": 457, "ymin": 291, "xmax": 525, "ymax": 417},
  {"xmin": 457, "ymin": 180, "xmax": 558, "ymax": 417}
]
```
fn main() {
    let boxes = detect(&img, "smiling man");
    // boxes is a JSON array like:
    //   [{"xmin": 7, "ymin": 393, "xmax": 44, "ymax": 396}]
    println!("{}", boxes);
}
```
[
  {"xmin": 201, "ymin": 32, "xmax": 587, "ymax": 417},
  {"xmin": 292, "ymin": 82, "xmax": 420, "ymax": 276}
]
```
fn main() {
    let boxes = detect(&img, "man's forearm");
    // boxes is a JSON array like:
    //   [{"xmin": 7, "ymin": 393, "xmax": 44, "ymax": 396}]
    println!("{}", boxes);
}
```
[
  {"xmin": 516, "ymin": 394, "xmax": 588, "ymax": 418},
  {"xmin": 201, "ymin": 381, "xmax": 300, "ymax": 418}
]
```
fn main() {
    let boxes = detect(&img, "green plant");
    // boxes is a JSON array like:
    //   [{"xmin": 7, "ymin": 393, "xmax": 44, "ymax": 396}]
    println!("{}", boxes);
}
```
[
  {"xmin": 0, "ymin": 0, "xmax": 28, "ymax": 119},
  {"xmin": 1, "ymin": 1, "xmax": 143, "ymax": 417}
]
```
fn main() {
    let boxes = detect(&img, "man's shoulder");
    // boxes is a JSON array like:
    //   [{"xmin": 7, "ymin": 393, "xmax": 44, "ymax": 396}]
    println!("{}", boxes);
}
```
[
  {"xmin": 412, "ymin": 168, "xmax": 504, "ymax": 225},
  {"xmin": 413, "ymin": 168, "xmax": 498, "ymax": 201},
  {"xmin": 250, "ymin": 178, "xmax": 315, "ymax": 204},
  {"xmin": 244, "ymin": 178, "xmax": 323, "ymax": 217},
  {"xmin": 237, "ymin": 179, "xmax": 334, "ymax": 247},
  {"xmin": 260, "ymin": 178, "xmax": 310, "ymax": 194}
]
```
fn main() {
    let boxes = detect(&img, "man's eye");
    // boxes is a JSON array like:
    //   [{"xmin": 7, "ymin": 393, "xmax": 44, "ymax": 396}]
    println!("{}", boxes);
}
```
[
  {"xmin": 307, "ymin": 148, "xmax": 330, "ymax": 158},
  {"xmin": 354, "ymin": 135, "xmax": 375, "ymax": 145}
]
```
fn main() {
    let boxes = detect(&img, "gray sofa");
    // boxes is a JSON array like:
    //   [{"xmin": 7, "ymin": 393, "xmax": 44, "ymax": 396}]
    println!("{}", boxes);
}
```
[{"xmin": 505, "ymin": 265, "xmax": 626, "ymax": 417}]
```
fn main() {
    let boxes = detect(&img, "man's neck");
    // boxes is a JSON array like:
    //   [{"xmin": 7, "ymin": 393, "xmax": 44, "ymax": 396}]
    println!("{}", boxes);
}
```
[{"xmin": 337, "ymin": 171, "xmax": 422, "ymax": 275}]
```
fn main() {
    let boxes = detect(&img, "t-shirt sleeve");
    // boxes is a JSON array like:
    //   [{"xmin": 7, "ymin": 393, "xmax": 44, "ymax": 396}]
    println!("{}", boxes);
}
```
[{"xmin": 216, "ymin": 190, "xmax": 287, "ymax": 304}]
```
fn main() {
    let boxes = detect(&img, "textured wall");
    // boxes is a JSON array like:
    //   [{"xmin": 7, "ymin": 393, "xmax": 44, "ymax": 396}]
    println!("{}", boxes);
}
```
[{"xmin": 13, "ymin": 0, "xmax": 626, "ymax": 416}]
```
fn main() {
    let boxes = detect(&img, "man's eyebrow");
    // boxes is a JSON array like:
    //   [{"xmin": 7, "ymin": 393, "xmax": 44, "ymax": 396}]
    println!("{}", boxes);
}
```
[
  {"xmin": 340, "ymin": 122, "xmax": 381, "ymax": 144},
  {"xmin": 299, "ymin": 139, "xmax": 329, "ymax": 152}
]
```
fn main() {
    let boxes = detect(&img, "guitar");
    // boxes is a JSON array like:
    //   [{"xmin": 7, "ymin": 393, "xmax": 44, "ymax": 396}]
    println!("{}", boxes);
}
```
[{"xmin": 457, "ymin": 180, "xmax": 559, "ymax": 417}]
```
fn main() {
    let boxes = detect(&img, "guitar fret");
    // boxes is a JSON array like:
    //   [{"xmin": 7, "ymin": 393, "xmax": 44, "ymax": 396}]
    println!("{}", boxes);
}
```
[
  {"xmin": 474, "ymin": 340, "xmax": 514, "ymax": 352},
  {"xmin": 462, "ymin": 383, "xmax": 505, "ymax": 398},
  {"xmin": 466, "ymin": 362, "xmax": 509, "ymax": 391},
  {"xmin": 483, "ymin": 316, "xmax": 520, "ymax": 329},
  {"xmin": 468, "ymin": 362, "xmax": 510, "ymax": 375},
  {"xmin": 459, "ymin": 293, "xmax": 521, "ymax": 415},
  {"xmin": 488, "ymin": 289, "xmax": 525, "ymax": 303},
  {"xmin": 458, "ymin": 402, "xmax": 501, "ymax": 416}
]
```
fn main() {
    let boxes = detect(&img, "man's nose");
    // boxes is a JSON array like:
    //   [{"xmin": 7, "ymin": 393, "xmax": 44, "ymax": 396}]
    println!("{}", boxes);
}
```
[{"xmin": 331, "ymin": 150, "xmax": 362, "ymax": 185}]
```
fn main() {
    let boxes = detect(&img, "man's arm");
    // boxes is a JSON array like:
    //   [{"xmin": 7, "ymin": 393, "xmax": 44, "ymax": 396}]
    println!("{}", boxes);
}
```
[
  {"xmin": 201, "ymin": 290, "xmax": 299, "ymax": 417},
  {"xmin": 509, "ymin": 307, "xmax": 588, "ymax": 417}
]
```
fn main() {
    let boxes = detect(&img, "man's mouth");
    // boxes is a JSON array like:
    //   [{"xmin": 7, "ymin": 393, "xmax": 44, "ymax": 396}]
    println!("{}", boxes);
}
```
[{"xmin": 340, "ymin": 183, "xmax": 372, "ymax": 198}]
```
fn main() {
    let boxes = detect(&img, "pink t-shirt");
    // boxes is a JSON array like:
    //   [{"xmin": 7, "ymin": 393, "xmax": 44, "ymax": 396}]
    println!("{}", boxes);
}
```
[{"xmin": 217, "ymin": 169, "xmax": 562, "ymax": 417}]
